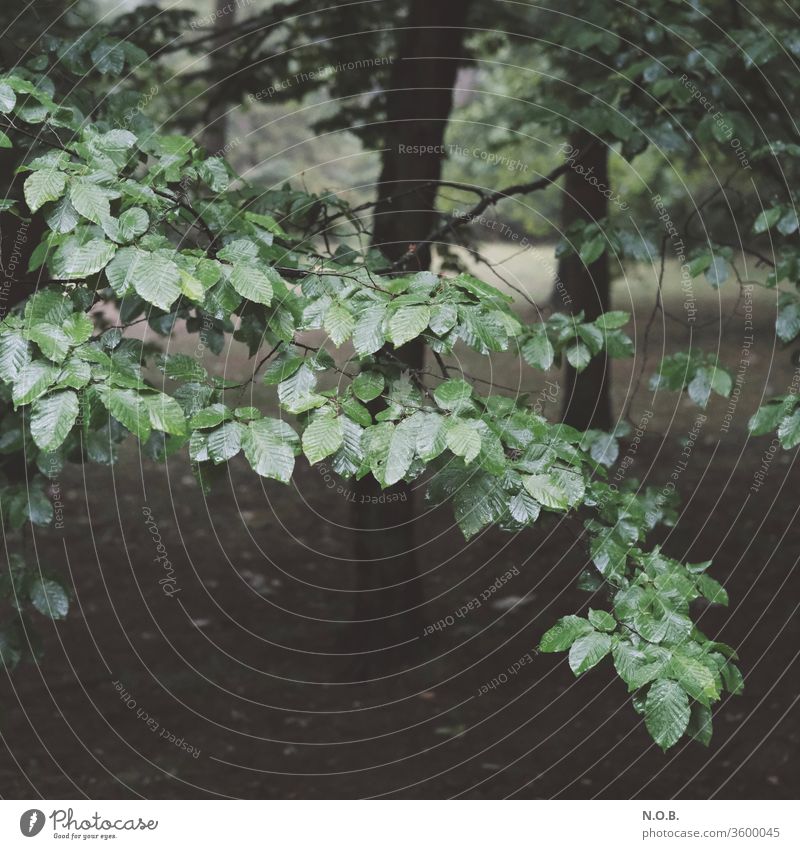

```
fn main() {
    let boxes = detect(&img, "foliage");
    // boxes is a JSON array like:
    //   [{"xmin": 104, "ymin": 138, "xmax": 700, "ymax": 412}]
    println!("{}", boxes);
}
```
[{"xmin": 13, "ymin": 3, "xmax": 800, "ymax": 754}]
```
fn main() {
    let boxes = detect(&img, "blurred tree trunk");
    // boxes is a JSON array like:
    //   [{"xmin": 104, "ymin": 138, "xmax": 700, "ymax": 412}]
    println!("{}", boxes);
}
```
[
  {"xmin": 558, "ymin": 130, "xmax": 612, "ymax": 431},
  {"xmin": 346, "ymin": 0, "xmax": 471, "ymax": 661},
  {"xmin": 200, "ymin": 0, "xmax": 234, "ymax": 155}
]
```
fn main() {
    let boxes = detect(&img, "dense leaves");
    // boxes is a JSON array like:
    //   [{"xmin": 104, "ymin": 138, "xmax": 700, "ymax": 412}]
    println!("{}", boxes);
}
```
[{"xmin": 0, "ymin": 18, "xmax": 771, "ymax": 754}]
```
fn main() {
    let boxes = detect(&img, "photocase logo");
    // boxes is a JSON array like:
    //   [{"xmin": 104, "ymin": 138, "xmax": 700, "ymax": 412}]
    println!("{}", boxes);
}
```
[{"xmin": 19, "ymin": 809, "xmax": 46, "ymax": 837}]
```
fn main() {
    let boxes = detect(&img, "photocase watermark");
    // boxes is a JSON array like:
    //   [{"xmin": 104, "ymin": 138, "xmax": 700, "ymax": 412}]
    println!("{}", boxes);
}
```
[
  {"xmin": 749, "ymin": 436, "xmax": 781, "ymax": 495},
  {"xmin": 720, "ymin": 284, "xmax": 754, "ymax": 434},
  {"xmin": 647, "ymin": 411, "xmax": 706, "ymax": 524},
  {"xmin": 532, "ymin": 379, "xmax": 560, "ymax": 416},
  {"xmin": 247, "ymin": 57, "xmax": 394, "ymax": 102},
  {"xmin": 0, "ymin": 219, "xmax": 28, "ymax": 320},
  {"xmin": 20, "ymin": 806, "xmax": 158, "ymax": 836},
  {"xmin": 590, "ymin": 409, "xmax": 654, "ymax": 515},
  {"xmin": 141, "ymin": 506, "xmax": 180, "ymax": 597},
  {"xmin": 477, "ymin": 648, "xmax": 535, "ymax": 695},
  {"xmin": 190, "ymin": 0, "xmax": 254, "ymax": 29},
  {"xmin": 558, "ymin": 142, "xmax": 629, "ymax": 211},
  {"xmin": 651, "ymin": 193, "xmax": 697, "ymax": 323},
  {"xmin": 610, "ymin": 408, "xmax": 654, "ymax": 490},
  {"xmin": 113, "ymin": 679, "xmax": 201, "ymax": 758},
  {"xmin": 49, "ymin": 453, "xmax": 66, "ymax": 530},
  {"xmin": 314, "ymin": 461, "xmax": 408, "ymax": 503},
  {"xmin": 423, "ymin": 565, "xmax": 520, "ymax": 636},
  {"xmin": 678, "ymin": 74, "xmax": 752, "ymax": 170},
  {"xmin": 117, "ymin": 84, "xmax": 158, "ymax": 132},
  {"xmin": 452, "ymin": 207, "xmax": 532, "ymax": 247},
  {"xmin": 399, "ymin": 142, "xmax": 528, "ymax": 174},
  {"xmin": 750, "ymin": 365, "xmax": 800, "ymax": 494}
]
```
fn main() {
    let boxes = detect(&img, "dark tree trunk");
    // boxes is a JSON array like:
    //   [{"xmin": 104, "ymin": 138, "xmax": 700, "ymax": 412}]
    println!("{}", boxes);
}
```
[
  {"xmin": 345, "ymin": 0, "xmax": 471, "ymax": 665},
  {"xmin": 558, "ymin": 130, "xmax": 612, "ymax": 431},
  {"xmin": 200, "ymin": 0, "xmax": 235, "ymax": 155}
]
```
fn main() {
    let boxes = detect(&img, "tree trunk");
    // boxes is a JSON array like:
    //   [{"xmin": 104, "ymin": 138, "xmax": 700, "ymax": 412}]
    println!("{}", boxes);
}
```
[
  {"xmin": 200, "ymin": 0, "xmax": 235, "ymax": 155},
  {"xmin": 345, "ymin": 0, "xmax": 471, "ymax": 665},
  {"xmin": 558, "ymin": 130, "xmax": 612, "ymax": 431}
]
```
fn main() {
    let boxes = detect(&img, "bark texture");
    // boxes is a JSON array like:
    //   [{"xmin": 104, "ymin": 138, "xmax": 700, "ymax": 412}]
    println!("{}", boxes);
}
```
[{"xmin": 558, "ymin": 130, "xmax": 612, "ymax": 431}]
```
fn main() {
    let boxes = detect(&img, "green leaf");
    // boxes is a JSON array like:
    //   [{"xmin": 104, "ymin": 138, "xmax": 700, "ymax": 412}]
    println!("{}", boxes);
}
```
[
  {"xmin": 433, "ymin": 379, "xmax": 473, "ymax": 412},
  {"xmin": 46, "ymin": 196, "xmax": 79, "ymax": 233},
  {"xmin": 579, "ymin": 234, "xmax": 606, "ymax": 265},
  {"xmin": 686, "ymin": 702, "xmax": 713, "ymax": 746},
  {"xmin": 414, "ymin": 411, "xmax": 447, "ymax": 460},
  {"xmin": 429, "ymin": 303, "xmax": 458, "ymax": 335},
  {"xmin": 69, "ymin": 178, "xmax": 110, "ymax": 224},
  {"xmin": 753, "ymin": 206, "xmax": 781, "ymax": 234},
  {"xmin": 445, "ymin": 419, "xmax": 481, "ymax": 463},
  {"xmin": 53, "ymin": 239, "xmax": 116, "ymax": 279},
  {"xmin": 384, "ymin": 417, "xmax": 417, "ymax": 485},
  {"xmin": 117, "ymin": 207, "xmax": 149, "ymax": 242},
  {"xmin": 710, "ymin": 367, "xmax": 732, "ymax": 398},
  {"xmin": 507, "ymin": 490, "xmax": 541, "ymax": 524},
  {"xmin": 688, "ymin": 253, "xmax": 712, "ymax": 276},
  {"xmin": 144, "ymin": 393, "xmax": 187, "ymax": 435},
  {"xmin": 451, "ymin": 272, "xmax": 511, "ymax": 303},
  {"xmin": 324, "ymin": 302, "xmax": 355, "ymax": 346},
  {"xmin": 595, "ymin": 311, "xmax": 630, "ymax": 330},
  {"xmin": 30, "ymin": 390, "xmax": 79, "ymax": 451},
  {"xmin": 521, "ymin": 327, "xmax": 555, "ymax": 370},
  {"xmin": 776, "ymin": 302, "xmax": 800, "ymax": 343},
  {"xmin": 588, "ymin": 608, "xmax": 616, "ymax": 632},
  {"xmin": 721, "ymin": 661, "xmax": 744, "ymax": 695},
  {"xmin": 687, "ymin": 367, "xmax": 712, "ymax": 408},
  {"xmin": 705, "ymin": 256, "xmax": 729, "ymax": 288},
  {"xmin": 645, "ymin": 679, "xmax": 690, "ymax": 750},
  {"xmin": 263, "ymin": 349, "xmax": 303, "ymax": 385},
  {"xmin": 352, "ymin": 371, "xmax": 385, "ymax": 402},
  {"xmin": 228, "ymin": 262, "xmax": 273, "ymax": 306},
  {"xmin": 568, "ymin": 631, "xmax": 612, "ymax": 674},
  {"xmin": 668, "ymin": 653, "xmax": 719, "ymax": 706},
  {"xmin": 12, "ymin": 361, "xmax": 59, "ymax": 406},
  {"xmin": 748, "ymin": 401, "xmax": 791, "ymax": 436},
  {"xmin": 242, "ymin": 418, "xmax": 298, "ymax": 482},
  {"xmin": 777, "ymin": 209, "xmax": 799, "ymax": 236},
  {"xmin": 589, "ymin": 433, "xmax": 619, "ymax": 466},
  {"xmin": 696, "ymin": 573, "xmax": 728, "ymax": 605},
  {"xmin": 362, "ymin": 422, "xmax": 394, "ymax": 486},
  {"xmin": 190, "ymin": 404, "xmax": 232, "ymax": 429},
  {"xmin": 539, "ymin": 615, "xmax": 593, "ymax": 652},
  {"xmin": 389, "ymin": 305, "xmax": 431, "ymax": 347},
  {"xmin": 352, "ymin": 305, "xmax": 386, "ymax": 355},
  {"xmin": 523, "ymin": 472, "xmax": 570, "ymax": 510},
  {"xmin": 341, "ymin": 395, "xmax": 372, "ymax": 427},
  {"xmin": 302, "ymin": 415, "xmax": 343, "ymax": 464},
  {"xmin": 777, "ymin": 409, "xmax": 800, "ymax": 449},
  {"xmin": 29, "ymin": 577, "xmax": 69, "ymax": 619},
  {"xmin": 129, "ymin": 251, "xmax": 181, "ymax": 311},
  {"xmin": 0, "ymin": 332, "xmax": 31, "ymax": 381},
  {"xmin": 207, "ymin": 420, "xmax": 244, "ymax": 463},
  {"xmin": 278, "ymin": 363, "xmax": 325, "ymax": 414},
  {"xmin": 578, "ymin": 323, "xmax": 604, "ymax": 354},
  {"xmin": 566, "ymin": 341, "xmax": 591, "ymax": 371},
  {"xmin": 25, "ymin": 487, "xmax": 53, "ymax": 526},
  {"xmin": 24, "ymin": 169, "xmax": 67, "ymax": 212},
  {"xmin": 63, "ymin": 313, "xmax": 94, "ymax": 345},
  {"xmin": 27, "ymin": 323, "xmax": 71, "ymax": 363},
  {"xmin": 612, "ymin": 641, "xmax": 664, "ymax": 691},
  {"xmin": 330, "ymin": 415, "xmax": 364, "ymax": 477},
  {"xmin": 95, "ymin": 385, "xmax": 151, "ymax": 440},
  {"xmin": 0, "ymin": 82, "xmax": 16, "ymax": 112}
]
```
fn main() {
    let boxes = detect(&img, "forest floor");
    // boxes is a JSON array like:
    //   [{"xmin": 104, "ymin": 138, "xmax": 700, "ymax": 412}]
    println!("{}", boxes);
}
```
[{"xmin": 1, "ymin": 245, "xmax": 799, "ymax": 799}]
